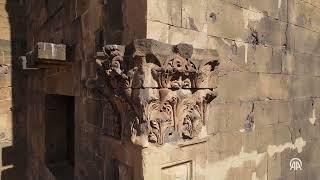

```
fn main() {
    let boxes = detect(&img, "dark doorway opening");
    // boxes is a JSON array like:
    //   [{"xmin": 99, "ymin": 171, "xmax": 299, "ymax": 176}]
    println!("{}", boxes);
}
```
[{"xmin": 45, "ymin": 94, "xmax": 74, "ymax": 180}]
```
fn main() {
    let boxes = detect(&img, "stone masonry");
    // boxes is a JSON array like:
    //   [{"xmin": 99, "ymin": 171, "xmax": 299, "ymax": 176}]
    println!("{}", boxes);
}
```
[
  {"xmin": 0, "ymin": 0, "xmax": 26, "ymax": 180},
  {"xmin": 0, "ymin": 0, "xmax": 320, "ymax": 180}
]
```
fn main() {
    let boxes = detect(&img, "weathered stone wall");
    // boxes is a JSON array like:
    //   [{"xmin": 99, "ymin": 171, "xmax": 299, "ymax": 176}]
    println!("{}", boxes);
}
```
[
  {"xmin": 0, "ymin": 0, "xmax": 26, "ymax": 180},
  {"xmin": 146, "ymin": 0, "xmax": 320, "ymax": 179},
  {"xmin": 23, "ymin": 0, "xmax": 147, "ymax": 180},
  {"xmin": 20, "ymin": 0, "xmax": 320, "ymax": 180}
]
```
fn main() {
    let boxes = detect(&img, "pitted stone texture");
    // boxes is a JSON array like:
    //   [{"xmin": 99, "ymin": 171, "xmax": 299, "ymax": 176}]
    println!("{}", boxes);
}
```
[
  {"xmin": 207, "ymin": 37, "xmax": 283, "ymax": 74},
  {"xmin": 207, "ymin": 0, "xmax": 287, "ymax": 47}
]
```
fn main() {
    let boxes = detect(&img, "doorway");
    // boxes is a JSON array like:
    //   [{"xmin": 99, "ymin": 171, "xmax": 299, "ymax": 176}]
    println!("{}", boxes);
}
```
[{"xmin": 45, "ymin": 94, "xmax": 75, "ymax": 180}]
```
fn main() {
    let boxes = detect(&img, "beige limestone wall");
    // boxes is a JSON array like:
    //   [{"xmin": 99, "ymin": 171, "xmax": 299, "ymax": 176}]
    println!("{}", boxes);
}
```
[{"xmin": 146, "ymin": 0, "xmax": 320, "ymax": 179}]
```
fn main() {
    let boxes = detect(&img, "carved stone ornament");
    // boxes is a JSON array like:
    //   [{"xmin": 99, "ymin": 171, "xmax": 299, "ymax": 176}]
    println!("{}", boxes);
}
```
[{"xmin": 86, "ymin": 39, "xmax": 219, "ymax": 147}]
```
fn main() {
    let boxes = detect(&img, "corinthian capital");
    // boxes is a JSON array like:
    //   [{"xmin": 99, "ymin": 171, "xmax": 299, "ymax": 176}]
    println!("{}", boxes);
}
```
[{"xmin": 86, "ymin": 39, "xmax": 219, "ymax": 147}]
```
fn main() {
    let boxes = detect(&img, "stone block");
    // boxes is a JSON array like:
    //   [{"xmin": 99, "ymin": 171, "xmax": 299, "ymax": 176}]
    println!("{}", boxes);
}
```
[
  {"xmin": 255, "ymin": 126, "xmax": 275, "ymax": 153},
  {"xmin": 255, "ymin": 156, "xmax": 268, "ymax": 180},
  {"xmin": 228, "ymin": 0, "xmax": 288, "ymax": 21},
  {"xmin": 291, "ymin": 99, "xmax": 313, "ymax": 122},
  {"xmin": 278, "ymin": 101, "xmax": 293, "ymax": 124},
  {"xmin": 45, "ymin": 70, "xmax": 74, "ymax": 96},
  {"xmin": 0, "ymin": 65, "xmax": 10, "ymax": 88},
  {"xmin": 246, "ymin": 45, "xmax": 282, "ymax": 73},
  {"xmin": 282, "ymin": 51, "xmax": 320, "ymax": 76},
  {"xmin": 168, "ymin": 26, "xmax": 208, "ymax": 49},
  {"xmin": 207, "ymin": 0, "xmax": 248, "ymax": 41},
  {"xmin": 216, "ymin": 72, "xmax": 259, "ymax": 103},
  {"xmin": 36, "ymin": 42, "xmax": 66, "ymax": 61},
  {"xmin": 207, "ymin": 36, "xmax": 282, "ymax": 74},
  {"xmin": 0, "ymin": 113, "xmax": 12, "ymax": 142},
  {"xmin": 307, "ymin": 165, "xmax": 320, "ymax": 180},
  {"xmin": 274, "ymin": 125, "xmax": 293, "ymax": 145},
  {"xmin": 122, "ymin": 0, "xmax": 147, "ymax": 44},
  {"xmin": 254, "ymin": 101, "xmax": 281, "ymax": 128},
  {"xmin": 209, "ymin": 131, "xmax": 243, "ymax": 156},
  {"xmin": 0, "ymin": 16, "xmax": 11, "ymax": 29},
  {"xmin": 146, "ymin": 21, "xmax": 169, "ymax": 43},
  {"xmin": 207, "ymin": 0, "xmax": 287, "ymax": 47},
  {"xmin": 182, "ymin": 0, "xmax": 207, "ymax": 32},
  {"xmin": 292, "ymin": 117, "xmax": 320, "ymax": 141},
  {"xmin": 290, "ymin": 98, "xmax": 320, "ymax": 140},
  {"xmin": 207, "ymin": 102, "xmax": 252, "ymax": 134},
  {"xmin": 267, "ymin": 153, "xmax": 282, "ymax": 179},
  {"xmin": 289, "ymin": 75, "xmax": 313, "ymax": 98},
  {"xmin": 207, "ymin": 36, "xmax": 247, "ymax": 74},
  {"xmin": 288, "ymin": 25, "xmax": 320, "ymax": 56},
  {"xmin": 226, "ymin": 165, "xmax": 255, "ymax": 180},
  {"xmin": 0, "ymin": 3, "xmax": 8, "ymax": 18},
  {"xmin": 312, "ymin": 76, "xmax": 320, "ymax": 97},
  {"xmin": 253, "ymin": 16, "xmax": 287, "ymax": 47},
  {"xmin": 258, "ymin": 74, "xmax": 290, "ymax": 100},
  {"xmin": 222, "ymin": 132, "xmax": 244, "ymax": 155},
  {"xmin": 1, "ymin": 51, "xmax": 12, "ymax": 66},
  {"xmin": 207, "ymin": 134, "xmax": 221, "ymax": 157},
  {"xmin": 289, "ymin": 0, "xmax": 320, "ymax": 32},
  {"xmin": 168, "ymin": 0, "xmax": 182, "ymax": 27},
  {"xmin": 147, "ymin": 0, "xmax": 169, "ymax": 24},
  {"xmin": 254, "ymin": 100, "xmax": 292, "ymax": 126},
  {"xmin": 241, "ymin": 131, "xmax": 256, "ymax": 152},
  {"xmin": 147, "ymin": 0, "xmax": 181, "ymax": 27},
  {"xmin": 313, "ymin": 98, "xmax": 320, "ymax": 124},
  {"xmin": 297, "ymin": 139, "xmax": 320, "ymax": 168},
  {"xmin": 0, "ymin": 87, "xmax": 11, "ymax": 100},
  {"xmin": 0, "ymin": 39, "xmax": 12, "ymax": 52},
  {"xmin": 208, "ymin": 37, "xmax": 284, "ymax": 74},
  {"xmin": 0, "ymin": 27, "xmax": 11, "ymax": 41}
]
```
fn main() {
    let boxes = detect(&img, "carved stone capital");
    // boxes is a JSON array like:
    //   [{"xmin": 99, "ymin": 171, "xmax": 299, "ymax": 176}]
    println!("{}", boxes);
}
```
[{"xmin": 87, "ymin": 39, "xmax": 219, "ymax": 147}]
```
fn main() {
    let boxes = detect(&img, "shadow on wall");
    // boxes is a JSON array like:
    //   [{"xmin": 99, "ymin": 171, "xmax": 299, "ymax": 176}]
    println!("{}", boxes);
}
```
[{"xmin": 1, "ymin": 0, "xmax": 26, "ymax": 180}]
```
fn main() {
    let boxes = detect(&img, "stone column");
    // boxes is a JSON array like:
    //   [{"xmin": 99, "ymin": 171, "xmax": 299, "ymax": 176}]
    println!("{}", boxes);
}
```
[{"xmin": 87, "ymin": 39, "xmax": 219, "ymax": 180}]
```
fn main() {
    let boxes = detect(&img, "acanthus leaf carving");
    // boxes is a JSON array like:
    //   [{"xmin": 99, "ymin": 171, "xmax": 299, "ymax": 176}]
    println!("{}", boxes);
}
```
[{"xmin": 86, "ymin": 39, "xmax": 219, "ymax": 147}]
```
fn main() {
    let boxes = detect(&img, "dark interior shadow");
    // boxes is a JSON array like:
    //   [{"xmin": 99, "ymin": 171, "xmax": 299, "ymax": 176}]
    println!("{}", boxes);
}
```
[{"xmin": 2, "ymin": 0, "xmax": 27, "ymax": 179}]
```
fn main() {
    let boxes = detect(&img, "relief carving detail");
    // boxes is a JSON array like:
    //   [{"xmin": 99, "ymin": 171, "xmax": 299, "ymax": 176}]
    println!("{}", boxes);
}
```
[{"xmin": 87, "ymin": 39, "xmax": 219, "ymax": 146}]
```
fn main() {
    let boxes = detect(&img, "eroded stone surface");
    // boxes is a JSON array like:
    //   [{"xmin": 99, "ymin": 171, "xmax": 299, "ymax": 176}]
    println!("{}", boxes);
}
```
[{"xmin": 87, "ymin": 39, "xmax": 220, "ymax": 147}]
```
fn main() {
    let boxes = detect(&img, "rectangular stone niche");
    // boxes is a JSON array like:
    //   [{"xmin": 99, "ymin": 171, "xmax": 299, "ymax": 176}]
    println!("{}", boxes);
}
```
[{"xmin": 161, "ymin": 161, "xmax": 193, "ymax": 180}]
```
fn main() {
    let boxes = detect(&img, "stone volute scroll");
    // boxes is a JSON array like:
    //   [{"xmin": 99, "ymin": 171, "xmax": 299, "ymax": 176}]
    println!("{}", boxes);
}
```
[{"xmin": 86, "ymin": 39, "xmax": 219, "ymax": 147}]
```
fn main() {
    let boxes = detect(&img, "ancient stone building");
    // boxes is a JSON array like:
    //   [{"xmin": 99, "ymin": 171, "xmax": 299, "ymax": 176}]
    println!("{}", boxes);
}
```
[{"xmin": 1, "ymin": 0, "xmax": 320, "ymax": 180}]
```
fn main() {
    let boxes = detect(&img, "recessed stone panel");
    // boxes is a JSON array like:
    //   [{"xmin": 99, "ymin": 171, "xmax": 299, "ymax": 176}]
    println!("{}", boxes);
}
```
[{"xmin": 161, "ymin": 161, "xmax": 192, "ymax": 180}]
